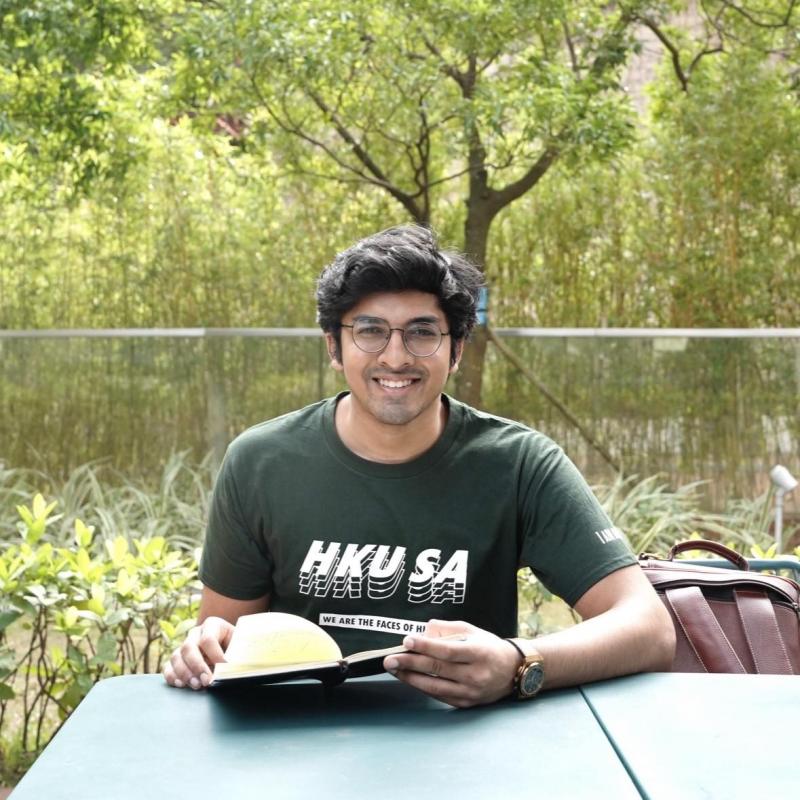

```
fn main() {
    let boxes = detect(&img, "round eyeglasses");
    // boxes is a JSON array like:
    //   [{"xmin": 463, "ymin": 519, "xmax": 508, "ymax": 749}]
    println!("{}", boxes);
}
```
[{"xmin": 340, "ymin": 319, "xmax": 450, "ymax": 357}]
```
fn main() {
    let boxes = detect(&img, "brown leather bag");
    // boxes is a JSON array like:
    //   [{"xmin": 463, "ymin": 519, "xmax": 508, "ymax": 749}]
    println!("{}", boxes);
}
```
[{"xmin": 639, "ymin": 540, "xmax": 800, "ymax": 674}]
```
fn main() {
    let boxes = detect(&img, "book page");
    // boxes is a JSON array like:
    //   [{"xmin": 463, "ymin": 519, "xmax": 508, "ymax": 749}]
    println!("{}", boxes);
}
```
[
  {"xmin": 345, "ymin": 644, "xmax": 408, "ymax": 665},
  {"xmin": 221, "ymin": 612, "xmax": 343, "ymax": 671}
]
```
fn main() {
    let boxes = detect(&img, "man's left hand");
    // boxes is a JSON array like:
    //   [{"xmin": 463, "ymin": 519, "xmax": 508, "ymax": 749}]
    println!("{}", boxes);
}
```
[{"xmin": 383, "ymin": 619, "xmax": 522, "ymax": 708}]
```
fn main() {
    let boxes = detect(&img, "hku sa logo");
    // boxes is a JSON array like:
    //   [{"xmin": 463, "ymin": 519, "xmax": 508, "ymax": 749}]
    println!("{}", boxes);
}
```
[{"xmin": 299, "ymin": 540, "xmax": 467, "ymax": 604}]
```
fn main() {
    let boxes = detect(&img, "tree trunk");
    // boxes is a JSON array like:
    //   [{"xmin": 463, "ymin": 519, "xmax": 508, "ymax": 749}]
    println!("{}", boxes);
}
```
[{"xmin": 455, "ymin": 201, "xmax": 492, "ymax": 407}]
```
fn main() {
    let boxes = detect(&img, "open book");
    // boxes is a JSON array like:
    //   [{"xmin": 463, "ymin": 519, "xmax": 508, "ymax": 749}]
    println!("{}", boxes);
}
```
[{"xmin": 208, "ymin": 612, "xmax": 408, "ymax": 689}]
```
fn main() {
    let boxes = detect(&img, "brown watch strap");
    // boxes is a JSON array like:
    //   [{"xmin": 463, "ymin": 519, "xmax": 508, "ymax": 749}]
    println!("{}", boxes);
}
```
[{"xmin": 505, "ymin": 638, "xmax": 526, "ymax": 662}]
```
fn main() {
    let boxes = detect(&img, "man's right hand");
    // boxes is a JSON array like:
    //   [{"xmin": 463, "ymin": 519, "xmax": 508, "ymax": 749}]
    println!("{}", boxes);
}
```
[
  {"xmin": 162, "ymin": 616, "xmax": 234, "ymax": 690},
  {"xmin": 162, "ymin": 586, "xmax": 269, "ymax": 689}
]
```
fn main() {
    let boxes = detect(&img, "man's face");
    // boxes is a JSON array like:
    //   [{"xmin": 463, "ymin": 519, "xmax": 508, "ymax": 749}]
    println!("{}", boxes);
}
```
[{"xmin": 327, "ymin": 290, "xmax": 462, "ymax": 428}]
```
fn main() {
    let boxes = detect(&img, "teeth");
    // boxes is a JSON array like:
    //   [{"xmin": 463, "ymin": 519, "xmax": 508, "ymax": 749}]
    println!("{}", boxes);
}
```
[{"xmin": 379, "ymin": 379, "xmax": 413, "ymax": 388}]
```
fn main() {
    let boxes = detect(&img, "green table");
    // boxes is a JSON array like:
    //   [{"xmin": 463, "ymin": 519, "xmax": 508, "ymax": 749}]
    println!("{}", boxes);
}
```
[
  {"xmin": 11, "ymin": 674, "xmax": 638, "ymax": 799},
  {"xmin": 581, "ymin": 672, "xmax": 800, "ymax": 800}
]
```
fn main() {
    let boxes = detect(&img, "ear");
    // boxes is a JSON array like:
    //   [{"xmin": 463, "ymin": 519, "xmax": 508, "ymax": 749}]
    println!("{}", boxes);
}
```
[
  {"xmin": 325, "ymin": 333, "xmax": 343, "ymax": 371},
  {"xmin": 449, "ymin": 339, "xmax": 465, "ymax": 374}
]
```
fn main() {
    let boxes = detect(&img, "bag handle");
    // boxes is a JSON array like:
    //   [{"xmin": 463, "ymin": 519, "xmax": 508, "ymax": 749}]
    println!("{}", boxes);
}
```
[
  {"xmin": 666, "ymin": 540, "xmax": 749, "ymax": 571},
  {"xmin": 666, "ymin": 586, "xmax": 746, "ymax": 673},
  {"xmin": 735, "ymin": 589, "xmax": 793, "ymax": 674}
]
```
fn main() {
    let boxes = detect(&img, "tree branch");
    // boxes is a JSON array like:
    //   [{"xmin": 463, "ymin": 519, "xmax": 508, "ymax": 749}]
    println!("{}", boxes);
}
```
[
  {"xmin": 488, "ymin": 9, "xmax": 643, "ymax": 216},
  {"xmin": 638, "ymin": 17, "xmax": 691, "ymax": 91},
  {"xmin": 246, "ymin": 75, "xmax": 415, "ymax": 203},
  {"xmin": 420, "ymin": 35, "xmax": 467, "ymax": 89},
  {"xmin": 478, "ymin": 50, "xmax": 503, "ymax": 75},
  {"xmin": 695, "ymin": 0, "xmax": 800, "ymax": 58},
  {"xmin": 271, "ymin": 87, "xmax": 380, "ymax": 184},
  {"xmin": 305, "ymin": 88, "xmax": 425, "ymax": 221},
  {"xmin": 489, "ymin": 145, "xmax": 560, "ymax": 214},
  {"xmin": 720, "ymin": 0, "xmax": 797, "ymax": 29},
  {"xmin": 636, "ymin": 15, "xmax": 724, "ymax": 92},
  {"xmin": 412, "ymin": 103, "xmax": 431, "ymax": 221},
  {"xmin": 561, "ymin": 18, "xmax": 581, "ymax": 75}
]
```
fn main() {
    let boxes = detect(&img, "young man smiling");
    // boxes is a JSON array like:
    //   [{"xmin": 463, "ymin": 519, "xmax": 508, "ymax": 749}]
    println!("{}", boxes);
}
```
[
  {"xmin": 330, "ymin": 290, "xmax": 456, "ymax": 462},
  {"xmin": 164, "ymin": 224, "xmax": 674, "ymax": 706}
]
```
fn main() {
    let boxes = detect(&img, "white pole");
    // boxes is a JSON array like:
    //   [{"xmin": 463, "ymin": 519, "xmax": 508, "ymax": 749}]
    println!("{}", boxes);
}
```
[{"xmin": 774, "ymin": 489, "xmax": 785, "ymax": 553}]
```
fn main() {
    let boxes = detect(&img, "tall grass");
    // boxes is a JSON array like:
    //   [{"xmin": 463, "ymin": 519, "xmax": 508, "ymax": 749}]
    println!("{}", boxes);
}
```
[
  {"xmin": 594, "ymin": 474, "xmax": 779, "ymax": 555},
  {"xmin": 0, "ymin": 452, "xmax": 214, "ymax": 551}
]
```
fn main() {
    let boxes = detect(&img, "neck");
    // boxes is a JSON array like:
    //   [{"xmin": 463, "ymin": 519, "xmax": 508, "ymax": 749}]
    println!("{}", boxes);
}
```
[{"xmin": 334, "ymin": 394, "xmax": 447, "ymax": 463}]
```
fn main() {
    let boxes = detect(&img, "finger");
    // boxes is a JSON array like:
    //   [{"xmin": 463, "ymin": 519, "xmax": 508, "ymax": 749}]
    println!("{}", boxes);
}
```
[
  {"xmin": 427, "ymin": 656, "xmax": 444, "ymax": 679},
  {"xmin": 170, "ymin": 634, "xmax": 217, "ymax": 689},
  {"xmin": 196, "ymin": 622, "xmax": 230, "ymax": 666},
  {"xmin": 178, "ymin": 636, "xmax": 213, "ymax": 679},
  {"xmin": 402, "ymin": 632, "xmax": 472, "ymax": 663},
  {"xmin": 389, "ymin": 667, "xmax": 477, "ymax": 708},
  {"xmin": 162, "ymin": 661, "xmax": 185, "ymax": 689},
  {"xmin": 169, "ymin": 647, "xmax": 205, "ymax": 689},
  {"xmin": 166, "ymin": 646, "xmax": 210, "ymax": 690},
  {"xmin": 386, "ymin": 651, "xmax": 449, "ymax": 678},
  {"xmin": 424, "ymin": 618, "xmax": 473, "ymax": 638},
  {"xmin": 402, "ymin": 654, "xmax": 447, "ymax": 678}
]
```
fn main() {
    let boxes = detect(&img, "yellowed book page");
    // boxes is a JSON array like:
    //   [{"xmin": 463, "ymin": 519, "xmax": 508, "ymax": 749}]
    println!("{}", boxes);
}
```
[{"xmin": 221, "ymin": 612, "xmax": 342, "ymax": 672}]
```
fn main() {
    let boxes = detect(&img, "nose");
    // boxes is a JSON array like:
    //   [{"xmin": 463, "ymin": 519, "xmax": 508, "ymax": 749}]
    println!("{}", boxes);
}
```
[{"xmin": 377, "ymin": 328, "xmax": 413, "ymax": 368}]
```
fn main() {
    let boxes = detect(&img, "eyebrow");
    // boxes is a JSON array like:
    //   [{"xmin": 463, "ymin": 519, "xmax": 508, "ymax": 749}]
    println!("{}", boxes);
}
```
[{"xmin": 352, "ymin": 314, "xmax": 440, "ymax": 325}]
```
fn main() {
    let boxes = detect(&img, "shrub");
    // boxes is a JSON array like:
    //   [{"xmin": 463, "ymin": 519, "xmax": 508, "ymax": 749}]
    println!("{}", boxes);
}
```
[{"xmin": 0, "ymin": 494, "xmax": 199, "ymax": 781}]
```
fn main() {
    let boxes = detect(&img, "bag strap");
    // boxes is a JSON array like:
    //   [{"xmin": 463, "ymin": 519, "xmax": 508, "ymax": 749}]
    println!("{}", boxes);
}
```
[
  {"xmin": 665, "ymin": 586, "xmax": 746, "ymax": 673},
  {"xmin": 734, "ymin": 589, "xmax": 794, "ymax": 675},
  {"xmin": 666, "ymin": 540, "xmax": 749, "ymax": 571}
]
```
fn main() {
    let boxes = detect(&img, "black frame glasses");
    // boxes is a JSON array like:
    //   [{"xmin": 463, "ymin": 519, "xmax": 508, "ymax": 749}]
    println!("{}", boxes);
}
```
[{"xmin": 341, "ymin": 318, "xmax": 450, "ymax": 357}]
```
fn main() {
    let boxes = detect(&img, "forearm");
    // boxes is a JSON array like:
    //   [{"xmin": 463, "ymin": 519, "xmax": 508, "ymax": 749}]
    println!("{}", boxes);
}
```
[
  {"xmin": 386, "ymin": 566, "xmax": 675, "ymax": 707},
  {"xmin": 519, "ymin": 596, "xmax": 675, "ymax": 690}
]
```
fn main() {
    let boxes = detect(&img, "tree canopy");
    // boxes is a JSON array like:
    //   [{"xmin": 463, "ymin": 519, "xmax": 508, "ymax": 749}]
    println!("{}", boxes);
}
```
[{"xmin": 1, "ymin": 1, "xmax": 798, "ymax": 350}]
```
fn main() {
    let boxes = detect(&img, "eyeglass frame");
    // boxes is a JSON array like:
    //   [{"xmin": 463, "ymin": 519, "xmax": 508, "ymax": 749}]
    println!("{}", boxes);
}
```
[{"xmin": 339, "ymin": 317, "xmax": 451, "ymax": 358}]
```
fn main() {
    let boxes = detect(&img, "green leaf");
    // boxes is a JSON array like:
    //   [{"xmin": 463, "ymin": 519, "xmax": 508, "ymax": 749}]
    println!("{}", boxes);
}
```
[
  {"xmin": 75, "ymin": 519, "xmax": 95, "ymax": 549},
  {"xmin": 0, "ymin": 648, "xmax": 17, "ymax": 677},
  {"xmin": 0, "ymin": 609, "xmax": 22, "ymax": 632},
  {"xmin": 58, "ymin": 681, "xmax": 86, "ymax": 714},
  {"xmin": 16, "ymin": 505, "xmax": 34, "ymax": 526},
  {"xmin": 32, "ymin": 493, "xmax": 50, "ymax": 519},
  {"xmin": 50, "ymin": 645, "xmax": 66, "ymax": 668},
  {"xmin": 106, "ymin": 536, "xmax": 130, "ymax": 566},
  {"xmin": 90, "ymin": 632, "xmax": 118, "ymax": 667},
  {"xmin": 63, "ymin": 606, "xmax": 79, "ymax": 629},
  {"xmin": 0, "ymin": 682, "xmax": 15, "ymax": 700},
  {"xmin": 115, "ymin": 568, "xmax": 134, "ymax": 596},
  {"xmin": 104, "ymin": 608, "xmax": 130, "ymax": 626},
  {"xmin": 75, "ymin": 548, "xmax": 92, "ymax": 578},
  {"xmin": 25, "ymin": 583, "xmax": 47, "ymax": 604},
  {"xmin": 66, "ymin": 642, "xmax": 86, "ymax": 667}
]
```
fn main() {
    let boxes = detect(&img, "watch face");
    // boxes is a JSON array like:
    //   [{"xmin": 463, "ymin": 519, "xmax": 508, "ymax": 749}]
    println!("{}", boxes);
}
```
[{"xmin": 520, "ymin": 662, "xmax": 544, "ymax": 697}]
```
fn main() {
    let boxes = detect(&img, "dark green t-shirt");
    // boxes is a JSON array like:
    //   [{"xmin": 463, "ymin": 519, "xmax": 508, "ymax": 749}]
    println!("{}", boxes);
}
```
[{"xmin": 199, "ymin": 394, "xmax": 635, "ymax": 655}]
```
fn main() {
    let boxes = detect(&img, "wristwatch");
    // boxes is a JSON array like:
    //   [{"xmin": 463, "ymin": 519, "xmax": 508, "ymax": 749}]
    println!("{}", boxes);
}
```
[{"xmin": 506, "ymin": 639, "xmax": 545, "ymax": 700}]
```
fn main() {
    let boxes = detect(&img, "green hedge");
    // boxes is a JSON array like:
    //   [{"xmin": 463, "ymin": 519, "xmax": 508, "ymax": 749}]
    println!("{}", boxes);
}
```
[{"xmin": 0, "ymin": 495, "xmax": 198, "ymax": 781}]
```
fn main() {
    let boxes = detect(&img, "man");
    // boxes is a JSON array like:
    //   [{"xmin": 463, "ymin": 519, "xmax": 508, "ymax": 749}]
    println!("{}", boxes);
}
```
[{"xmin": 164, "ymin": 224, "xmax": 674, "ymax": 706}]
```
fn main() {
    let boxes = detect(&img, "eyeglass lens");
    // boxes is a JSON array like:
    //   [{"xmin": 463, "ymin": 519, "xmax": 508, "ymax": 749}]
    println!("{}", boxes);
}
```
[{"xmin": 352, "ymin": 320, "xmax": 442, "ymax": 356}]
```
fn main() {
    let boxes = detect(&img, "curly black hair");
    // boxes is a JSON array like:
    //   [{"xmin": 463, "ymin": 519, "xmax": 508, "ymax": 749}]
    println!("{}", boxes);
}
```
[{"xmin": 316, "ymin": 225, "xmax": 484, "ymax": 363}]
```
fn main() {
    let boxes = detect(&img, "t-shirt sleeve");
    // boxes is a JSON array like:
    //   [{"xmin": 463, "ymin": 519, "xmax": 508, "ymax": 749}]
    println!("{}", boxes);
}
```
[
  {"xmin": 198, "ymin": 444, "xmax": 274, "ymax": 600},
  {"xmin": 518, "ymin": 441, "xmax": 635, "ymax": 608}
]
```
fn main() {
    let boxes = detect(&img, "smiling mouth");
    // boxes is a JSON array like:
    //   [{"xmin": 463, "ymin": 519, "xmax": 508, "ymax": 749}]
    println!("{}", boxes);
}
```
[{"xmin": 375, "ymin": 377, "xmax": 418, "ymax": 389}]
